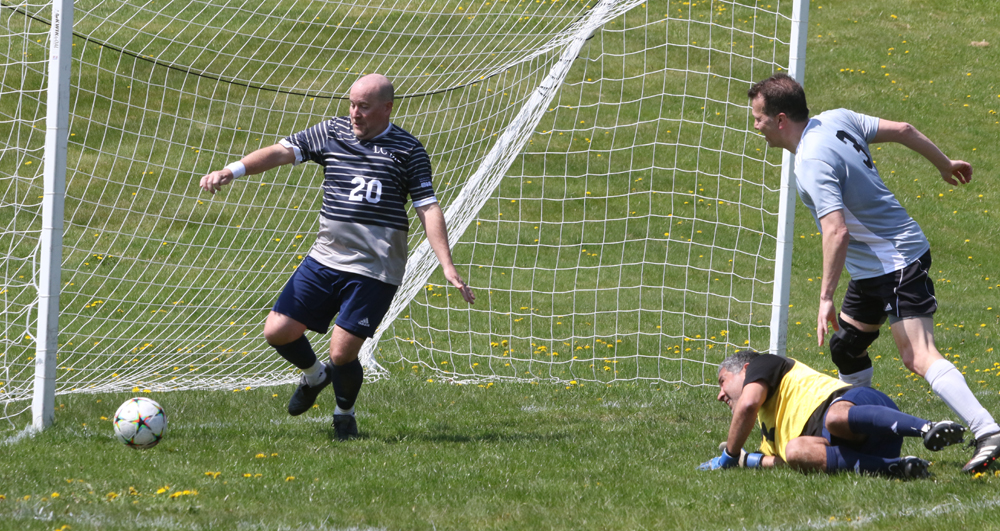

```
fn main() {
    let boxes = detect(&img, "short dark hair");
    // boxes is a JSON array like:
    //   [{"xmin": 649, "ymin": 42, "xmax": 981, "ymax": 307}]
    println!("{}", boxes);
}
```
[
  {"xmin": 719, "ymin": 349, "xmax": 762, "ymax": 375},
  {"xmin": 747, "ymin": 73, "xmax": 809, "ymax": 122}
]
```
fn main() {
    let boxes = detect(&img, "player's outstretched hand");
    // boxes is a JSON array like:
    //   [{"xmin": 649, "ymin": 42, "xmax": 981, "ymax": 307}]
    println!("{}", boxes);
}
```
[
  {"xmin": 200, "ymin": 169, "xmax": 235, "ymax": 195},
  {"xmin": 940, "ymin": 160, "xmax": 972, "ymax": 186},
  {"xmin": 698, "ymin": 450, "xmax": 739, "ymax": 471},
  {"xmin": 941, "ymin": 160, "xmax": 972, "ymax": 186},
  {"xmin": 444, "ymin": 269, "xmax": 475, "ymax": 305}
]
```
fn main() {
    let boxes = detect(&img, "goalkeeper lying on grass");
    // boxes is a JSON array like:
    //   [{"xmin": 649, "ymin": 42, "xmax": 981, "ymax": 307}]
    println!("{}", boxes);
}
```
[{"xmin": 699, "ymin": 349, "xmax": 965, "ymax": 478}]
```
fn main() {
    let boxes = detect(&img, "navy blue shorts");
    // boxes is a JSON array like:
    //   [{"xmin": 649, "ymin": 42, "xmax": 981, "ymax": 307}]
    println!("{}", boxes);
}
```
[
  {"xmin": 822, "ymin": 387, "xmax": 903, "ymax": 459},
  {"xmin": 272, "ymin": 255, "xmax": 398, "ymax": 338}
]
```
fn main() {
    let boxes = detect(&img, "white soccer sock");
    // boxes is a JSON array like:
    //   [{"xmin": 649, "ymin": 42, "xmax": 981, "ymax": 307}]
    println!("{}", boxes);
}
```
[
  {"xmin": 925, "ymin": 359, "xmax": 1000, "ymax": 439},
  {"xmin": 334, "ymin": 406, "xmax": 355, "ymax": 416},
  {"xmin": 302, "ymin": 360, "xmax": 326, "ymax": 387},
  {"xmin": 839, "ymin": 367, "xmax": 873, "ymax": 388}
]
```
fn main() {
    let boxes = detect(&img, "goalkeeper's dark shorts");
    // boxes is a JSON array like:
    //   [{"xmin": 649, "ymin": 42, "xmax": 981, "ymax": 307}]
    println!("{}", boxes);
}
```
[
  {"xmin": 272, "ymin": 255, "xmax": 398, "ymax": 338},
  {"xmin": 841, "ymin": 250, "xmax": 937, "ymax": 326},
  {"xmin": 821, "ymin": 387, "xmax": 904, "ymax": 459}
]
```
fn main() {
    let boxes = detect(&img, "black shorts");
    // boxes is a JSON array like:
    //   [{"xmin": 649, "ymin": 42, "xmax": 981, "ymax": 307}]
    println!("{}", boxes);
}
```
[
  {"xmin": 841, "ymin": 250, "xmax": 936, "ymax": 326},
  {"xmin": 272, "ymin": 255, "xmax": 398, "ymax": 338}
]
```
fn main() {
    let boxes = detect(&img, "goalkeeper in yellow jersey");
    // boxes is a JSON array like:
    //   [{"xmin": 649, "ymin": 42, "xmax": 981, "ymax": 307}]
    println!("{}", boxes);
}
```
[{"xmin": 699, "ymin": 350, "xmax": 966, "ymax": 478}]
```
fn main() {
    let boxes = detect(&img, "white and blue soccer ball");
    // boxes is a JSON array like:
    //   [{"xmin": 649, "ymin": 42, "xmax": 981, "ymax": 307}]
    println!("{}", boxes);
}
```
[{"xmin": 112, "ymin": 397, "xmax": 167, "ymax": 449}]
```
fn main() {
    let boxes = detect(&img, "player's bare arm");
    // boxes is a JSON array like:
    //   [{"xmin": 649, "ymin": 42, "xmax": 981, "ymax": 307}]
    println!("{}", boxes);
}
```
[
  {"xmin": 817, "ymin": 209, "xmax": 848, "ymax": 346},
  {"xmin": 726, "ymin": 380, "xmax": 767, "ymax": 457},
  {"xmin": 415, "ymin": 202, "xmax": 475, "ymax": 304},
  {"xmin": 199, "ymin": 143, "xmax": 297, "ymax": 195},
  {"xmin": 701, "ymin": 373, "xmax": 770, "ymax": 470},
  {"xmin": 872, "ymin": 119, "xmax": 972, "ymax": 186}
]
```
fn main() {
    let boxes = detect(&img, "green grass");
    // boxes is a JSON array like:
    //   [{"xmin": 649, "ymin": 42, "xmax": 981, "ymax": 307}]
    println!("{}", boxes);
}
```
[
  {"xmin": 1, "ymin": 375, "xmax": 999, "ymax": 531},
  {"xmin": 0, "ymin": 374, "xmax": 1000, "ymax": 530},
  {"xmin": 3, "ymin": 0, "xmax": 1000, "ymax": 528}
]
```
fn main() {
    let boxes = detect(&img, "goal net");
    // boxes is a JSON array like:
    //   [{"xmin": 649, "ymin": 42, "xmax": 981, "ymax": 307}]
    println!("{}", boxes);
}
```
[{"xmin": 1, "ymin": 0, "xmax": 800, "ymax": 425}]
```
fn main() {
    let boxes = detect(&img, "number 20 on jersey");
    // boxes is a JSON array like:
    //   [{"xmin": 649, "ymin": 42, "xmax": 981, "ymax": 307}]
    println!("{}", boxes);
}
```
[{"xmin": 349, "ymin": 176, "xmax": 383, "ymax": 203}]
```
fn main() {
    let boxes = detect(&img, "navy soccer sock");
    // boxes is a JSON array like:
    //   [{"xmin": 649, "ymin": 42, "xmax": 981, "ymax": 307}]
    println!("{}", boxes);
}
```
[
  {"xmin": 330, "ymin": 358, "xmax": 364, "ymax": 411},
  {"xmin": 270, "ymin": 335, "xmax": 318, "ymax": 370},
  {"xmin": 848, "ymin": 405, "xmax": 927, "ymax": 438},
  {"xmin": 826, "ymin": 446, "xmax": 898, "ymax": 474}
]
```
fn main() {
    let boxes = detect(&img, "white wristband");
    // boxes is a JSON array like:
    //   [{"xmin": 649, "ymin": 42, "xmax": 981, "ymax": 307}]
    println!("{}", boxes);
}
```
[{"xmin": 224, "ymin": 161, "xmax": 246, "ymax": 179}]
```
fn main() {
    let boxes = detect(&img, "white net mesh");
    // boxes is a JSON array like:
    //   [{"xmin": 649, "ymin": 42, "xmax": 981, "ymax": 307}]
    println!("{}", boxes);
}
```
[{"xmin": 1, "ymin": 0, "xmax": 794, "ymax": 425}]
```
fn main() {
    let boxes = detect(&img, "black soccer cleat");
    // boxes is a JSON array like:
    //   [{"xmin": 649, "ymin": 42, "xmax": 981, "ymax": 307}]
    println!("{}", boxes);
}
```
[
  {"xmin": 962, "ymin": 431, "xmax": 1000, "ymax": 474},
  {"xmin": 287, "ymin": 363, "xmax": 333, "ymax": 416},
  {"xmin": 332, "ymin": 414, "xmax": 359, "ymax": 441},
  {"xmin": 889, "ymin": 456, "xmax": 930, "ymax": 480},
  {"xmin": 921, "ymin": 420, "xmax": 966, "ymax": 451}
]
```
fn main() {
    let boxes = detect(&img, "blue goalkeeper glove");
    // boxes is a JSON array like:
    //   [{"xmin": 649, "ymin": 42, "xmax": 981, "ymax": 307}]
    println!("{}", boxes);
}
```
[
  {"xmin": 701, "ymin": 443, "xmax": 765, "ymax": 470},
  {"xmin": 742, "ymin": 452, "xmax": 764, "ymax": 468},
  {"xmin": 698, "ymin": 449, "xmax": 740, "ymax": 471}
]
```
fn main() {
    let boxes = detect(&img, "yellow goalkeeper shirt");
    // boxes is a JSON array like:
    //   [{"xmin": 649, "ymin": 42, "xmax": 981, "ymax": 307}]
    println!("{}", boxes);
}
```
[{"xmin": 748, "ymin": 355, "xmax": 851, "ymax": 461}]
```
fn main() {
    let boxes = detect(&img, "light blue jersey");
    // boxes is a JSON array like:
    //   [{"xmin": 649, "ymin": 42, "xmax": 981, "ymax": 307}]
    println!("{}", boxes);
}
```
[{"xmin": 794, "ymin": 109, "xmax": 929, "ymax": 280}]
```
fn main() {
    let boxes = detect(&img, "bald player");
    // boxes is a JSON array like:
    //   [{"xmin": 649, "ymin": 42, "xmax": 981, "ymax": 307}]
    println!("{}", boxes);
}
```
[{"xmin": 200, "ymin": 74, "xmax": 475, "ymax": 440}]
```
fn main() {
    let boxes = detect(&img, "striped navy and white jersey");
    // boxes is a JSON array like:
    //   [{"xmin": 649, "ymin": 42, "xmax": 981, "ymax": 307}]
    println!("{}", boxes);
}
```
[{"xmin": 279, "ymin": 117, "xmax": 437, "ymax": 286}]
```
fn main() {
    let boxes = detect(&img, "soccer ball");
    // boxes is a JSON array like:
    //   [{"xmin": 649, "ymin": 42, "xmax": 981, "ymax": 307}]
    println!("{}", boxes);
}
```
[{"xmin": 112, "ymin": 397, "xmax": 167, "ymax": 449}]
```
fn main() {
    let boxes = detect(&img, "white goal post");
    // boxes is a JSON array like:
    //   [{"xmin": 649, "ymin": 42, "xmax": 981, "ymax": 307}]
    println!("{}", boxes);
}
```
[{"xmin": 1, "ymin": 0, "xmax": 808, "ymax": 429}]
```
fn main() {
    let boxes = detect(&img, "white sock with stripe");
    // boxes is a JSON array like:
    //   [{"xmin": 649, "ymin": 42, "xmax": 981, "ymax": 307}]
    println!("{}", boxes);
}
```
[{"xmin": 925, "ymin": 359, "xmax": 1000, "ymax": 439}]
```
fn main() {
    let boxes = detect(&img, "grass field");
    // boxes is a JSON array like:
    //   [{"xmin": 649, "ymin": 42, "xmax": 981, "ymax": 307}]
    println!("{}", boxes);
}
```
[
  {"xmin": 2, "ymin": 0, "xmax": 1000, "ymax": 529},
  {"xmin": 4, "ymin": 379, "xmax": 1000, "ymax": 531}
]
